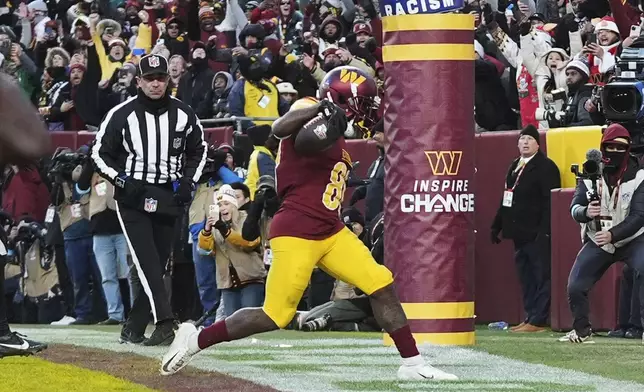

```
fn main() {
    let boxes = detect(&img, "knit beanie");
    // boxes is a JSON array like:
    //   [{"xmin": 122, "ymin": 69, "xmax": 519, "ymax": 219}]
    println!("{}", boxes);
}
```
[{"xmin": 519, "ymin": 124, "xmax": 540, "ymax": 145}]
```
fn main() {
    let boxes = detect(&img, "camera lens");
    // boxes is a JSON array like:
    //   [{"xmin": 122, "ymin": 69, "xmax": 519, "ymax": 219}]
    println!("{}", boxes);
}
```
[{"xmin": 607, "ymin": 87, "xmax": 638, "ymax": 114}]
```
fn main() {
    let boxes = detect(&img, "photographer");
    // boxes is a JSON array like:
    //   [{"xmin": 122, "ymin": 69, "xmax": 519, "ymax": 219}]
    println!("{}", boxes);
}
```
[
  {"xmin": 7, "ymin": 217, "xmax": 64, "ymax": 324},
  {"xmin": 539, "ymin": 60, "xmax": 594, "ymax": 128},
  {"xmin": 563, "ymin": 124, "xmax": 644, "ymax": 343},
  {"xmin": 76, "ymin": 156, "xmax": 132, "ymax": 326},
  {"xmin": 49, "ymin": 148, "xmax": 105, "ymax": 325}
]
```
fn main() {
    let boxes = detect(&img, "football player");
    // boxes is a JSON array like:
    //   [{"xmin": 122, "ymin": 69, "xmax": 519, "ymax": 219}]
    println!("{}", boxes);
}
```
[
  {"xmin": 318, "ymin": 66, "xmax": 380, "ymax": 139},
  {"xmin": 0, "ymin": 74, "xmax": 50, "ymax": 358},
  {"xmin": 161, "ymin": 67, "xmax": 458, "ymax": 381}
]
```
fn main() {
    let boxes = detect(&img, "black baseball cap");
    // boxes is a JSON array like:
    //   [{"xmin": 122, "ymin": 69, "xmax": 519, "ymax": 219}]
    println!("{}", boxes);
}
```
[{"xmin": 138, "ymin": 54, "xmax": 168, "ymax": 77}]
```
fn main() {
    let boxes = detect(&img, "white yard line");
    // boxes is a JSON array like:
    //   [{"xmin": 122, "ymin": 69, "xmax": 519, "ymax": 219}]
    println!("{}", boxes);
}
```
[{"xmin": 17, "ymin": 328, "xmax": 644, "ymax": 392}]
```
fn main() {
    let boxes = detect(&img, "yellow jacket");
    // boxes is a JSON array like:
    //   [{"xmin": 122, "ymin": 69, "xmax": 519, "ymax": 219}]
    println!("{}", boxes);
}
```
[
  {"xmin": 244, "ymin": 146, "xmax": 275, "ymax": 200},
  {"xmin": 198, "ymin": 212, "xmax": 266, "ymax": 289}
]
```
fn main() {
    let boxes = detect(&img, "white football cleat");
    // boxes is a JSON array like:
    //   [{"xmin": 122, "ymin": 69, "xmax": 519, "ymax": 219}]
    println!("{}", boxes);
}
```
[
  {"xmin": 558, "ymin": 330, "xmax": 594, "ymax": 344},
  {"xmin": 160, "ymin": 323, "xmax": 201, "ymax": 375},
  {"xmin": 397, "ymin": 355, "xmax": 458, "ymax": 381}
]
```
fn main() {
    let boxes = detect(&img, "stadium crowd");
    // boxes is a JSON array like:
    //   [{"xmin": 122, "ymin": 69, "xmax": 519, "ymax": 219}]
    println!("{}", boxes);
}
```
[{"xmin": 1, "ymin": 0, "xmax": 644, "ymax": 337}]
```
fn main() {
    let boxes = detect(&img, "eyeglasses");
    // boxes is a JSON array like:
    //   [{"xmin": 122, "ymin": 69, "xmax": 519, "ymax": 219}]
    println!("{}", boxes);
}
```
[
  {"xmin": 280, "ymin": 2, "xmax": 289, "ymax": 5},
  {"xmin": 168, "ymin": 24, "xmax": 179, "ymax": 29}
]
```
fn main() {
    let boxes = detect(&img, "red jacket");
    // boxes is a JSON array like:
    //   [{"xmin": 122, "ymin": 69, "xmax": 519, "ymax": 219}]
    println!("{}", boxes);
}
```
[{"xmin": 2, "ymin": 168, "xmax": 49, "ymax": 223}]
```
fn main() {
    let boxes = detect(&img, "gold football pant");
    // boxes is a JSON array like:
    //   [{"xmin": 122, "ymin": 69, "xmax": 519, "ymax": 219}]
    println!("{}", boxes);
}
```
[{"xmin": 263, "ymin": 227, "xmax": 394, "ymax": 328}]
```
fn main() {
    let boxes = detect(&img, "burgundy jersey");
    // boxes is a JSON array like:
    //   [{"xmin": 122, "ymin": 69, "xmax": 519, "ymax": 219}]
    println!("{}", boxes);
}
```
[{"xmin": 269, "ymin": 135, "xmax": 352, "ymax": 240}]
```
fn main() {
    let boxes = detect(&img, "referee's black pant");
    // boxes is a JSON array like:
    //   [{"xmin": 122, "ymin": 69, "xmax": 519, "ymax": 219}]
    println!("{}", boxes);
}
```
[{"xmin": 115, "ymin": 201, "xmax": 175, "ymax": 334}]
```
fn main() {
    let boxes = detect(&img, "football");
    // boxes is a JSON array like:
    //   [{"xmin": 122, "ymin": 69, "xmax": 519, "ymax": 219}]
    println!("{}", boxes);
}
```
[{"xmin": 293, "ymin": 114, "xmax": 335, "ymax": 155}]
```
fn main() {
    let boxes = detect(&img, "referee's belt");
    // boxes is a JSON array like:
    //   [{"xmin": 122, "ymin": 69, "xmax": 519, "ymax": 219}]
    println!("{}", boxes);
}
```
[{"xmin": 137, "ymin": 184, "xmax": 182, "ymax": 217}]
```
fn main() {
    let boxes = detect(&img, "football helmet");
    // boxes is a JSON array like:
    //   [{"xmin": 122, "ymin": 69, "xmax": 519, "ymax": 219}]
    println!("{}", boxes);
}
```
[{"xmin": 318, "ymin": 66, "xmax": 379, "ymax": 138}]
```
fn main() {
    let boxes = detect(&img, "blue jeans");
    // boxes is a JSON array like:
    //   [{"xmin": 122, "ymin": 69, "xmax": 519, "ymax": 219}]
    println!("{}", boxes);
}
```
[
  {"xmin": 222, "ymin": 283, "xmax": 265, "ymax": 317},
  {"xmin": 64, "ymin": 237, "xmax": 102, "ymax": 321},
  {"xmin": 93, "ymin": 234, "xmax": 131, "ymax": 321},
  {"xmin": 192, "ymin": 242, "xmax": 220, "ymax": 324}
]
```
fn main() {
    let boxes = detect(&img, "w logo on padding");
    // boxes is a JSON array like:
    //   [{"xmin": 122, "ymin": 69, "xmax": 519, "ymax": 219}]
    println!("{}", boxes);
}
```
[{"xmin": 425, "ymin": 151, "xmax": 462, "ymax": 176}]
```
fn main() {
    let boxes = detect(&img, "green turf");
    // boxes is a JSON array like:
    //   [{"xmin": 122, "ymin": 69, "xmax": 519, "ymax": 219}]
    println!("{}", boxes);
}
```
[
  {"xmin": 335, "ymin": 380, "xmax": 592, "ymax": 392},
  {"xmin": 473, "ymin": 328, "xmax": 644, "ymax": 385},
  {"xmin": 0, "ymin": 356, "xmax": 155, "ymax": 392},
  {"xmin": 260, "ymin": 363, "xmax": 326, "ymax": 372}
]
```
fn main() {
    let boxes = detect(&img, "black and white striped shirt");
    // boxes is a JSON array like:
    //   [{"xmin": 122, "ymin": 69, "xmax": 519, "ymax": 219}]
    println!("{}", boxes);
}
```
[{"xmin": 91, "ymin": 95, "xmax": 207, "ymax": 185}]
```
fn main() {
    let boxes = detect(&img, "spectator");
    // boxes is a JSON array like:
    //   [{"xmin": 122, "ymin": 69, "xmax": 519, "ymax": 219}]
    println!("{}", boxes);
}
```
[
  {"xmin": 228, "ymin": 53, "xmax": 289, "ymax": 129},
  {"xmin": 209, "ymin": 71, "xmax": 234, "ymax": 118},
  {"xmin": 167, "ymin": 55, "xmax": 186, "ymax": 97},
  {"xmin": 277, "ymin": 81, "xmax": 298, "ymax": 106},
  {"xmin": 177, "ymin": 42, "xmax": 215, "ymax": 119},
  {"xmin": 244, "ymin": 125, "xmax": 277, "ymax": 200},
  {"xmin": 199, "ymin": 185, "xmax": 266, "ymax": 317}
]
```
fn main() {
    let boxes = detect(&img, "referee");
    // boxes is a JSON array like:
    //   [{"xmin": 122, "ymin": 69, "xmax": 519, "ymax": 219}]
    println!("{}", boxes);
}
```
[{"xmin": 91, "ymin": 54, "xmax": 207, "ymax": 346}]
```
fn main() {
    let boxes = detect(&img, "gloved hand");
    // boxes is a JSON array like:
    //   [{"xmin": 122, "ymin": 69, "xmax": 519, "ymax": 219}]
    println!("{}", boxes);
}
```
[
  {"xmin": 519, "ymin": 21, "xmax": 532, "ymax": 36},
  {"xmin": 491, "ymin": 230, "xmax": 502, "ymax": 244},
  {"xmin": 115, "ymin": 173, "xmax": 145, "ymax": 204},
  {"xmin": 562, "ymin": 13, "xmax": 579, "ymax": 32},
  {"xmin": 319, "ymin": 101, "xmax": 348, "ymax": 139},
  {"xmin": 214, "ymin": 219, "xmax": 230, "ymax": 238},
  {"xmin": 212, "ymin": 149, "xmax": 228, "ymax": 170},
  {"xmin": 254, "ymin": 188, "xmax": 268, "ymax": 208},
  {"xmin": 174, "ymin": 177, "xmax": 194, "ymax": 205}
]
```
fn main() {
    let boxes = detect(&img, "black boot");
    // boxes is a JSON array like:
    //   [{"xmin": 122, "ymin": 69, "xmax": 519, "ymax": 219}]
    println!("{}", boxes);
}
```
[
  {"xmin": 0, "ymin": 332, "xmax": 47, "ymax": 358},
  {"xmin": 143, "ymin": 320, "xmax": 178, "ymax": 346}
]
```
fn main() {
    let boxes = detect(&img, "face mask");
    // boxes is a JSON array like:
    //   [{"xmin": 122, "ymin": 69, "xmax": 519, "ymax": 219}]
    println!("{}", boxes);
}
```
[
  {"xmin": 192, "ymin": 56, "xmax": 207, "ymax": 67},
  {"xmin": 603, "ymin": 151, "xmax": 626, "ymax": 172}
]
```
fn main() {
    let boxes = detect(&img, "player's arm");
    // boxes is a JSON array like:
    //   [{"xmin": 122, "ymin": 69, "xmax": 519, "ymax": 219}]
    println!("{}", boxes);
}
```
[
  {"xmin": 226, "ymin": 231, "xmax": 261, "ymax": 250},
  {"xmin": 271, "ymin": 102, "xmax": 321, "ymax": 139},
  {"xmin": 0, "ymin": 74, "xmax": 51, "ymax": 165}
]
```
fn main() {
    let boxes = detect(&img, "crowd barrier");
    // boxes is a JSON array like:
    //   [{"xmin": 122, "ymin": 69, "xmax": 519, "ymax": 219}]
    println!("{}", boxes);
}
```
[{"xmin": 48, "ymin": 127, "xmax": 618, "ymax": 330}]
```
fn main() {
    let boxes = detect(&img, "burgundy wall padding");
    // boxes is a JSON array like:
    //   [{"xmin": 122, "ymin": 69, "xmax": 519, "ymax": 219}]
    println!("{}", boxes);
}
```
[
  {"xmin": 50, "ymin": 132, "xmax": 78, "ymax": 152},
  {"xmin": 472, "ymin": 130, "xmax": 547, "ymax": 324},
  {"xmin": 550, "ymin": 189, "xmax": 620, "ymax": 331},
  {"xmin": 204, "ymin": 127, "xmax": 234, "ymax": 146},
  {"xmin": 383, "ymin": 20, "xmax": 475, "ymax": 337}
]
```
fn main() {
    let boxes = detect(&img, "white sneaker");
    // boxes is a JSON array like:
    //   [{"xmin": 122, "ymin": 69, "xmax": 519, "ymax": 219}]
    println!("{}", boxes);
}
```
[
  {"xmin": 160, "ymin": 323, "xmax": 201, "ymax": 375},
  {"xmin": 51, "ymin": 316, "xmax": 76, "ymax": 326},
  {"xmin": 558, "ymin": 330, "xmax": 594, "ymax": 343},
  {"xmin": 397, "ymin": 355, "xmax": 458, "ymax": 381}
]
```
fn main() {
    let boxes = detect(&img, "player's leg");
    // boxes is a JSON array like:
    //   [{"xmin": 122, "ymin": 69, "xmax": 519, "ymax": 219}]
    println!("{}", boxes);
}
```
[
  {"xmin": 318, "ymin": 227, "xmax": 458, "ymax": 381},
  {"xmin": 160, "ymin": 236, "xmax": 321, "ymax": 375}
]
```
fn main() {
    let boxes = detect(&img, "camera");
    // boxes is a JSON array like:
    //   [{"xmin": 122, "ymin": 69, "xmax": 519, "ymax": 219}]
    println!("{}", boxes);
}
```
[
  {"xmin": 535, "ymin": 88, "xmax": 569, "ymax": 127},
  {"xmin": 47, "ymin": 149, "xmax": 87, "ymax": 184},
  {"xmin": 601, "ymin": 43, "xmax": 644, "ymax": 147}
]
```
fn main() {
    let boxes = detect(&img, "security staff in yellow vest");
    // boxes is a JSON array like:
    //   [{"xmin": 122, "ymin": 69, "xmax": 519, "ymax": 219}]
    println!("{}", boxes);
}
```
[
  {"xmin": 50, "ymin": 163, "xmax": 105, "ymax": 325},
  {"xmin": 244, "ymin": 125, "xmax": 278, "ymax": 200},
  {"xmin": 188, "ymin": 146, "xmax": 244, "ymax": 326},
  {"xmin": 76, "ymin": 161, "xmax": 133, "ymax": 325},
  {"xmin": 228, "ymin": 51, "xmax": 290, "ymax": 131}
]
